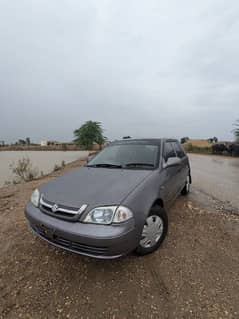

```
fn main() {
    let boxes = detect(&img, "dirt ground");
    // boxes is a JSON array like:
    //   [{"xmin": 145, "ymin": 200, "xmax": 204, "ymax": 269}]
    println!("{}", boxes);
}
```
[{"xmin": 0, "ymin": 160, "xmax": 239, "ymax": 319}]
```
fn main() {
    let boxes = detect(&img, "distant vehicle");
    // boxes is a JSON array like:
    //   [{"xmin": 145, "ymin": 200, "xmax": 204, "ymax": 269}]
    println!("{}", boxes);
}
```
[{"xmin": 25, "ymin": 138, "xmax": 191, "ymax": 259}]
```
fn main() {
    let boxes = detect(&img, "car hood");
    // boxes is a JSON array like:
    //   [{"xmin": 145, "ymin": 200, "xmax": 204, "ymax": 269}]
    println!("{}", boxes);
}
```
[{"xmin": 39, "ymin": 166, "xmax": 152, "ymax": 208}]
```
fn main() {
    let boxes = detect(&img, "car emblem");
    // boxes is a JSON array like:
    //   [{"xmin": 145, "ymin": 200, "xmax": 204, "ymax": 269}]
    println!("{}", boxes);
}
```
[{"xmin": 51, "ymin": 204, "xmax": 58, "ymax": 213}]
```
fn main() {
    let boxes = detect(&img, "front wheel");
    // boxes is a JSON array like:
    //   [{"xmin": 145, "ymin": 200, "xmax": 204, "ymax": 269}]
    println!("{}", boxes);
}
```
[{"xmin": 135, "ymin": 206, "xmax": 168, "ymax": 256}]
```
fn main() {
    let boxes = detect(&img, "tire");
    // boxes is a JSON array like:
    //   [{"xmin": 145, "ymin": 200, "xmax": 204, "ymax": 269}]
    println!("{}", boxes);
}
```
[
  {"xmin": 135, "ymin": 205, "xmax": 168, "ymax": 256},
  {"xmin": 181, "ymin": 174, "xmax": 191, "ymax": 196}
]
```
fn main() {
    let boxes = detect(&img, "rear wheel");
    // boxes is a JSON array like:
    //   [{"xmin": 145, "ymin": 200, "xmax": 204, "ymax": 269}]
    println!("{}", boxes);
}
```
[
  {"xmin": 136, "ymin": 206, "xmax": 168, "ymax": 256},
  {"xmin": 181, "ymin": 175, "xmax": 191, "ymax": 195}
]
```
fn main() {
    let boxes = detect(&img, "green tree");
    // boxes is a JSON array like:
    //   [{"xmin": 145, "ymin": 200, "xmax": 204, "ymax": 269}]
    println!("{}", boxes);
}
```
[
  {"xmin": 233, "ymin": 120, "xmax": 239, "ymax": 141},
  {"xmin": 180, "ymin": 137, "xmax": 189, "ymax": 144},
  {"xmin": 74, "ymin": 121, "xmax": 105, "ymax": 149},
  {"xmin": 18, "ymin": 139, "xmax": 26, "ymax": 145}
]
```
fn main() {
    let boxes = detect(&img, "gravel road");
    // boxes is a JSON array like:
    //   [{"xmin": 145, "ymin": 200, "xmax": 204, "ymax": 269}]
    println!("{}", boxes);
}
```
[{"xmin": 0, "ymin": 157, "xmax": 239, "ymax": 319}]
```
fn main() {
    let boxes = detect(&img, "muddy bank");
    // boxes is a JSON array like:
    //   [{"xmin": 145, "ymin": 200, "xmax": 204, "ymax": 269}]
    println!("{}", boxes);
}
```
[
  {"xmin": 0, "ymin": 160, "xmax": 239, "ymax": 319},
  {"xmin": 0, "ymin": 151, "xmax": 89, "ymax": 187}
]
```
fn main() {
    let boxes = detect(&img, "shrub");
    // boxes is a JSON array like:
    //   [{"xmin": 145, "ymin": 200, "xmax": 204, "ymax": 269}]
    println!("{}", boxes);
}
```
[
  {"xmin": 212, "ymin": 144, "xmax": 228, "ymax": 154},
  {"xmin": 184, "ymin": 143, "xmax": 193, "ymax": 152},
  {"xmin": 53, "ymin": 164, "xmax": 61, "ymax": 171},
  {"xmin": 184, "ymin": 143, "xmax": 212, "ymax": 154},
  {"xmin": 228, "ymin": 143, "xmax": 239, "ymax": 157},
  {"xmin": 53, "ymin": 161, "xmax": 66, "ymax": 172},
  {"xmin": 9, "ymin": 157, "xmax": 39, "ymax": 183}
]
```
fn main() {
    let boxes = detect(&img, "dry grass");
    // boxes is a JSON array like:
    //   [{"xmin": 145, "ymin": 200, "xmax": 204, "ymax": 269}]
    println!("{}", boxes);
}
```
[{"xmin": 184, "ymin": 139, "xmax": 211, "ymax": 147}]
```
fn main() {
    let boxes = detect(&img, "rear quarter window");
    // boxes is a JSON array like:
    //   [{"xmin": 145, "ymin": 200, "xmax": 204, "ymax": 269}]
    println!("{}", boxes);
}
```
[
  {"xmin": 173, "ymin": 142, "xmax": 186, "ymax": 158},
  {"xmin": 163, "ymin": 142, "xmax": 176, "ymax": 162}
]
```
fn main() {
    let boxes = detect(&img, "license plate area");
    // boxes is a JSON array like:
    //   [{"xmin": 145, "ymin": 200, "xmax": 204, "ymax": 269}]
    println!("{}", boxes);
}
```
[{"xmin": 40, "ymin": 224, "xmax": 55, "ymax": 240}]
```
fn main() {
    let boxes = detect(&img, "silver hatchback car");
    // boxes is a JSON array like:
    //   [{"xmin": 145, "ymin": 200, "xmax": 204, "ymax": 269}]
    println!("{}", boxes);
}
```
[{"xmin": 25, "ymin": 138, "xmax": 191, "ymax": 259}]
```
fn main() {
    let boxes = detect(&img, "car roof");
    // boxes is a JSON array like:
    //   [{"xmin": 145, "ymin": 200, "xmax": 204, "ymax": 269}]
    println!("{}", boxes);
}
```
[{"xmin": 110, "ymin": 138, "xmax": 179, "ymax": 146}]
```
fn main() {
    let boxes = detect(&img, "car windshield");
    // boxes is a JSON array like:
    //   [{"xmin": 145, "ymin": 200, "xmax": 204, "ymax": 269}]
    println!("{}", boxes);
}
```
[{"xmin": 87, "ymin": 143, "xmax": 159, "ymax": 169}]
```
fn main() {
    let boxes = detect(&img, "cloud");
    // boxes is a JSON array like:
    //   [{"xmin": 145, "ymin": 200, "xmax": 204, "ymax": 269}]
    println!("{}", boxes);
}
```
[{"xmin": 0, "ymin": 0, "xmax": 239, "ymax": 142}]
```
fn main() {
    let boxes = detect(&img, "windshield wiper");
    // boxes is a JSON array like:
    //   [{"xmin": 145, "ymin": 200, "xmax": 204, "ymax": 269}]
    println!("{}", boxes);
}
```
[
  {"xmin": 87, "ymin": 162, "xmax": 154, "ymax": 169},
  {"xmin": 87, "ymin": 163, "xmax": 123, "ymax": 168},
  {"xmin": 125, "ymin": 162, "xmax": 154, "ymax": 168}
]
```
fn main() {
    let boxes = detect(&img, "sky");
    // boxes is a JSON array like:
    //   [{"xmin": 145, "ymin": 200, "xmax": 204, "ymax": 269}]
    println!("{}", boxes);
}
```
[{"xmin": 0, "ymin": 0, "xmax": 239, "ymax": 143}]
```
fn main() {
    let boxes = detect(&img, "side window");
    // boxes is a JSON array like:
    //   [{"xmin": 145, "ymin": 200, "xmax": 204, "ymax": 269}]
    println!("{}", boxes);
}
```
[
  {"xmin": 173, "ymin": 142, "xmax": 186, "ymax": 159},
  {"xmin": 163, "ymin": 142, "xmax": 176, "ymax": 162}
]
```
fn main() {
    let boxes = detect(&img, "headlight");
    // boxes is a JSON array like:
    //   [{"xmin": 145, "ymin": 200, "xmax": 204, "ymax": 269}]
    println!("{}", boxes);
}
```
[
  {"xmin": 83, "ymin": 206, "xmax": 133, "ymax": 225},
  {"xmin": 31, "ymin": 189, "xmax": 40, "ymax": 207}
]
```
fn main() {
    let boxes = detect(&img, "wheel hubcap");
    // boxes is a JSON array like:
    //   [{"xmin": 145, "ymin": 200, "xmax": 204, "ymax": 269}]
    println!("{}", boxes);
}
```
[
  {"xmin": 186, "ymin": 176, "xmax": 190, "ymax": 192},
  {"xmin": 140, "ymin": 215, "xmax": 164, "ymax": 248}
]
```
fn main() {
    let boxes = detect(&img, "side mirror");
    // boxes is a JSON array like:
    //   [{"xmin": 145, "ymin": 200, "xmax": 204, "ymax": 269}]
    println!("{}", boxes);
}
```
[{"xmin": 164, "ymin": 157, "xmax": 181, "ymax": 168}]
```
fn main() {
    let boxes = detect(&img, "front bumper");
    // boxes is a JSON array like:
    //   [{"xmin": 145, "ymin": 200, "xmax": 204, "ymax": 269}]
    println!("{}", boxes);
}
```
[{"xmin": 25, "ymin": 202, "xmax": 138, "ymax": 259}]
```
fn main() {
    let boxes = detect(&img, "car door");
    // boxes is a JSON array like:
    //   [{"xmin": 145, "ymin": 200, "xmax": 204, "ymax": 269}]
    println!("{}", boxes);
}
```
[
  {"xmin": 172, "ymin": 141, "xmax": 188, "ymax": 191},
  {"xmin": 161, "ymin": 141, "xmax": 180, "ymax": 204}
]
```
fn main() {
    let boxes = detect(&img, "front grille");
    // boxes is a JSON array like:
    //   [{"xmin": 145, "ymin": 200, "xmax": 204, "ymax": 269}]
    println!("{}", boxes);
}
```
[
  {"xmin": 39, "ymin": 196, "xmax": 87, "ymax": 221},
  {"xmin": 32, "ymin": 224, "xmax": 108, "ymax": 256}
]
